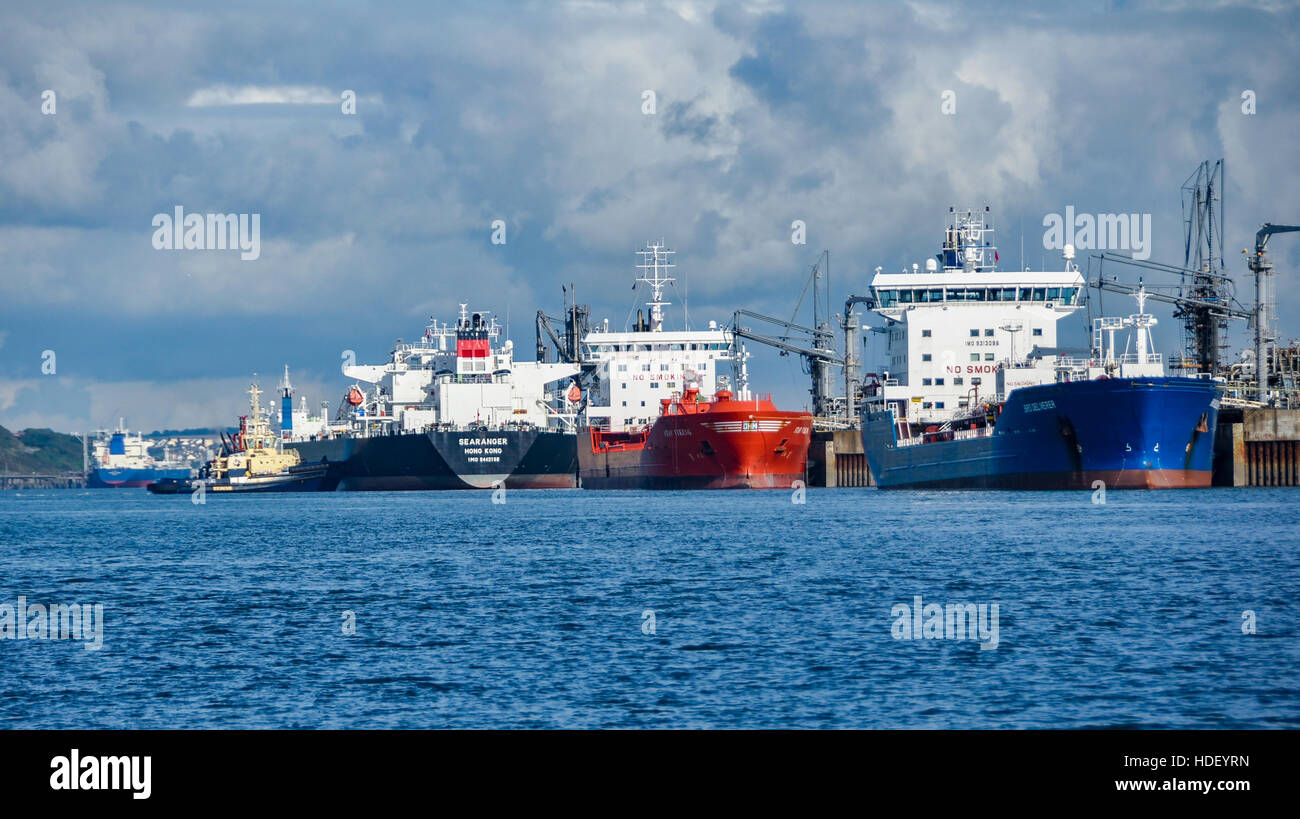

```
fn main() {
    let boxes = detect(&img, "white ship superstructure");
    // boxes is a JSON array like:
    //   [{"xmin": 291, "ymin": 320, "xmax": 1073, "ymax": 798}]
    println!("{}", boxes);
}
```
[
  {"xmin": 869, "ymin": 209, "xmax": 1087, "ymax": 423},
  {"xmin": 91, "ymin": 420, "xmax": 157, "ymax": 469},
  {"xmin": 295, "ymin": 306, "xmax": 582, "ymax": 440},
  {"xmin": 580, "ymin": 242, "xmax": 750, "ymax": 432}
]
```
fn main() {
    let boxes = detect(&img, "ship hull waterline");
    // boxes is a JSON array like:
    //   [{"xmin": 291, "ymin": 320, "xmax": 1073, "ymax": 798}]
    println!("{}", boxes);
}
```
[
  {"xmin": 287, "ymin": 428, "xmax": 578, "ymax": 491},
  {"xmin": 579, "ymin": 407, "xmax": 813, "ymax": 490},
  {"xmin": 89, "ymin": 467, "xmax": 191, "ymax": 489},
  {"xmin": 860, "ymin": 377, "xmax": 1219, "ymax": 490}
]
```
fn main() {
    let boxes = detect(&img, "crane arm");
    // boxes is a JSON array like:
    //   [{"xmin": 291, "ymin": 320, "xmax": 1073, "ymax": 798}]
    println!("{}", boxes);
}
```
[
  {"xmin": 535, "ymin": 311, "xmax": 570, "ymax": 362},
  {"xmin": 1090, "ymin": 279, "xmax": 1252, "ymax": 320},
  {"xmin": 730, "ymin": 326, "xmax": 846, "ymax": 365},
  {"xmin": 843, "ymin": 295, "xmax": 875, "ymax": 322},
  {"xmin": 1255, "ymin": 223, "xmax": 1300, "ymax": 254},
  {"xmin": 732, "ymin": 308, "xmax": 820, "ymax": 339}
]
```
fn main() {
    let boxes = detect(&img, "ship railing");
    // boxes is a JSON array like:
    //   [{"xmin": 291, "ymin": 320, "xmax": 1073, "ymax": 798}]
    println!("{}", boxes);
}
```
[
  {"xmin": 1107, "ymin": 353, "xmax": 1163, "ymax": 365},
  {"xmin": 812, "ymin": 416, "xmax": 858, "ymax": 431},
  {"xmin": 951, "ymin": 425, "xmax": 994, "ymax": 442}
]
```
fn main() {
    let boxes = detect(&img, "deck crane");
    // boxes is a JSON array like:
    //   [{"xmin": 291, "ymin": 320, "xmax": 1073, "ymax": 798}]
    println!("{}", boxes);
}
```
[
  {"xmin": 1247, "ymin": 223, "xmax": 1300, "ymax": 397},
  {"xmin": 535, "ymin": 283, "xmax": 590, "ymax": 364}
]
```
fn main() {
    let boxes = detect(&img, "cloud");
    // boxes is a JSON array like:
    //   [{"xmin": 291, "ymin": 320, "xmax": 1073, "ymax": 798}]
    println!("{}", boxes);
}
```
[
  {"xmin": 0, "ymin": 0, "xmax": 1297, "ymax": 427},
  {"xmin": 0, "ymin": 372, "xmax": 342, "ymax": 433},
  {"xmin": 185, "ymin": 84, "xmax": 340, "ymax": 106}
]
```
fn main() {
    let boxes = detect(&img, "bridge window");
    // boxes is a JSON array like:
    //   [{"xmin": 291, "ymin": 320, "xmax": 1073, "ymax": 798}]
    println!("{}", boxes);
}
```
[
  {"xmin": 935, "ymin": 402, "xmax": 945, "ymax": 409},
  {"xmin": 922, "ymin": 378, "xmax": 932, "ymax": 386},
  {"xmin": 922, "ymin": 353, "xmax": 932, "ymax": 361},
  {"xmin": 1033, "ymin": 328, "xmax": 1043, "ymax": 336},
  {"xmin": 921, "ymin": 329, "xmax": 931, "ymax": 337}
]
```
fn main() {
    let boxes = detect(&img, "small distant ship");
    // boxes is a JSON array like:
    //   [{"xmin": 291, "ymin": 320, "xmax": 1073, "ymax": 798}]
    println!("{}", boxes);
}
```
[
  {"xmin": 87, "ymin": 420, "xmax": 191, "ymax": 488},
  {"xmin": 149, "ymin": 382, "xmax": 332, "ymax": 494},
  {"xmin": 577, "ymin": 242, "xmax": 813, "ymax": 489},
  {"xmin": 284, "ymin": 309, "xmax": 582, "ymax": 490},
  {"xmin": 859, "ymin": 209, "xmax": 1219, "ymax": 489}
]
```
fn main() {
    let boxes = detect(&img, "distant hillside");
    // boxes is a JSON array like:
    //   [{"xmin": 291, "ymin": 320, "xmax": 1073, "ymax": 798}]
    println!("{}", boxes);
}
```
[
  {"xmin": 146, "ymin": 427, "xmax": 236, "ymax": 437},
  {"xmin": 0, "ymin": 427, "xmax": 84, "ymax": 475}
]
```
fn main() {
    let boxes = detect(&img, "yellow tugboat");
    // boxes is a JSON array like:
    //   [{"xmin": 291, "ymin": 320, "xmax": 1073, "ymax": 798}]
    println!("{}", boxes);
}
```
[{"xmin": 148, "ymin": 382, "xmax": 333, "ymax": 494}]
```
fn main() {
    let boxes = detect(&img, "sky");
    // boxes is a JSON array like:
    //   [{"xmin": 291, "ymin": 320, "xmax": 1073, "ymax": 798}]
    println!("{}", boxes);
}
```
[{"xmin": 1, "ymin": 0, "xmax": 1298, "ymax": 433}]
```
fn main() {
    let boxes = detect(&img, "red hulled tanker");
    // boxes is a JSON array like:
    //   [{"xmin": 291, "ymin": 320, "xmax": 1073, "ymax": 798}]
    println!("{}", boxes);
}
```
[
  {"xmin": 575, "ymin": 241, "xmax": 812, "ymax": 490},
  {"xmin": 579, "ymin": 387, "xmax": 812, "ymax": 489}
]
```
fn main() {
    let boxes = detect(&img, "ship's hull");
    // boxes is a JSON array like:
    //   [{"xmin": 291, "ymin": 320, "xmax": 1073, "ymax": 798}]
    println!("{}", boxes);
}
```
[
  {"xmin": 286, "ymin": 429, "xmax": 577, "ymax": 490},
  {"xmin": 88, "ymin": 467, "xmax": 190, "ymax": 489},
  {"xmin": 861, "ymin": 377, "xmax": 1219, "ymax": 490},
  {"xmin": 579, "ymin": 409, "xmax": 812, "ymax": 490},
  {"xmin": 147, "ymin": 464, "xmax": 333, "ymax": 494}
]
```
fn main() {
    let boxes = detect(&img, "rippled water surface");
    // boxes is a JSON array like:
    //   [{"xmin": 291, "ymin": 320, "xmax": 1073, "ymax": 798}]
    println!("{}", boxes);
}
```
[{"xmin": 0, "ymin": 487, "xmax": 1297, "ymax": 728}]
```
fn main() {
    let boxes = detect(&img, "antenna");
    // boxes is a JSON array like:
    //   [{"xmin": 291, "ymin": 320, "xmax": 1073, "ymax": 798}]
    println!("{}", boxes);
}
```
[{"xmin": 635, "ymin": 240, "xmax": 676, "ymax": 332}]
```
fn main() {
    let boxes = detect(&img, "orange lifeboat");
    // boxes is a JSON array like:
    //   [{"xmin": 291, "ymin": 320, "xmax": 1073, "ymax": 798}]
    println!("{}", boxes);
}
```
[
  {"xmin": 347, "ymin": 387, "xmax": 364, "ymax": 406},
  {"xmin": 567, "ymin": 383, "xmax": 582, "ymax": 403}
]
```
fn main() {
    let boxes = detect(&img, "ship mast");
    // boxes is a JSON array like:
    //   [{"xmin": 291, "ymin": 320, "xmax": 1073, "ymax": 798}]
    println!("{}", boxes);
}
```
[{"xmin": 636, "ymin": 241, "xmax": 676, "ymax": 332}]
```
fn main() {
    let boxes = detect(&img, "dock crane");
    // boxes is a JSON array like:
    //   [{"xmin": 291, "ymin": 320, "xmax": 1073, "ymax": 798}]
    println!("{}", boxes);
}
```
[
  {"xmin": 730, "ymin": 251, "xmax": 843, "ymax": 420},
  {"xmin": 1089, "ymin": 253, "xmax": 1254, "ymax": 352},
  {"xmin": 1247, "ymin": 223, "xmax": 1300, "ymax": 397},
  {"xmin": 729, "ymin": 251, "xmax": 880, "ymax": 424},
  {"xmin": 730, "ymin": 308, "xmax": 844, "ymax": 419}
]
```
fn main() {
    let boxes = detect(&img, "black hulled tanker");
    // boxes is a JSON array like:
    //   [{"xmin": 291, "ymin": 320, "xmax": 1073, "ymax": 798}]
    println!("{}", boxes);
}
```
[
  {"xmin": 281, "ymin": 307, "xmax": 582, "ymax": 490},
  {"xmin": 289, "ymin": 428, "xmax": 576, "ymax": 490}
]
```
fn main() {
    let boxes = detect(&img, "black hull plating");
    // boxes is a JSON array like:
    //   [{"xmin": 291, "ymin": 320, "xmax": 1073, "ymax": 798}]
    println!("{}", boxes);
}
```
[
  {"xmin": 287, "ymin": 429, "xmax": 577, "ymax": 490},
  {"xmin": 146, "ymin": 466, "xmax": 333, "ymax": 494}
]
